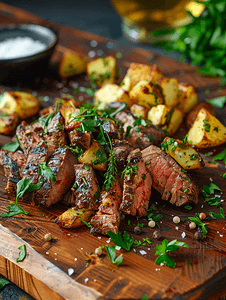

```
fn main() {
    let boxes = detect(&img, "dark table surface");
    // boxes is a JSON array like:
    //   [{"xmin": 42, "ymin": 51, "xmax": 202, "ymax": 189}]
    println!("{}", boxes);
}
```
[{"xmin": 0, "ymin": 1, "xmax": 188, "ymax": 299}]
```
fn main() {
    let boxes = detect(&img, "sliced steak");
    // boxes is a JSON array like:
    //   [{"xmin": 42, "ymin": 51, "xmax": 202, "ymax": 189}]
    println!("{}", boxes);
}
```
[
  {"xmin": 61, "ymin": 190, "xmax": 76, "ymax": 207},
  {"xmin": 0, "ymin": 149, "xmax": 26, "ymax": 177},
  {"xmin": 16, "ymin": 121, "xmax": 44, "ymax": 156},
  {"xmin": 102, "ymin": 119, "xmax": 122, "ymax": 140},
  {"xmin": 71, "ymin": 164, "xmax": 100, "ymax": 210},
  {"xmin": 68, "ymin": 129, "xmax": 92, "ymax": 149},
  {"xmin": 112, "ymin": 139, "xmax": 133, "ymax": 170},
  {"xmin": 115, "ymin": 109, "xmax": 136, "ymax": 133},
  {"xmin": 120, "ymin": 149, "xmax": 152, "ymax": 216},
  {"xmin": 141, "ymin": 145, "xmax": 199, "ymax": 206},
  {"xmin": 44, "ymin": 112, "xmax": 67, "ymax": 157},
  {"xmin": 90, "ymin": 178, "xmax": 122, "ymax": 235},
  {"xmin": 35, "ymin": 148, "xmax": 77, "ymax": 207},
  {"xmin": 126, "ymin": 124, "xmax": 165, "ymax": 150}
]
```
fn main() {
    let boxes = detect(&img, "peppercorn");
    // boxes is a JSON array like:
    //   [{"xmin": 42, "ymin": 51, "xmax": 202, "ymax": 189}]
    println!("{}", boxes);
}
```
[
  {"xmin": 148, "ymin": 220, "xmax": 156, "ymax": 228},
  {"xmin": 153, "ymin": 230, "xmax": 161, "ymax": 239},
  {"xmin": 199, "ymin": 212, "xmax": 206, "ymax": 220},
  {"xmin": 173, "ymin": 216, "xmax": 180, "ymax": 224},
  {"xmin": 194, "ymin": 231, "xmax": 202, "ymax": 240},
  {"xmin": 134, "ymin": 226, "xmax": 142, "ymax": 234},
  {"xmin": 189, "ymin": 222, "xmax": 196, "ymax": 230},
  {"xmin": 44, "ymin": 233, "xmax": 52, "ymax": 242},
  {"xmin": 95, "ymin": 247, "xmax": 103, "ymax": 256}
]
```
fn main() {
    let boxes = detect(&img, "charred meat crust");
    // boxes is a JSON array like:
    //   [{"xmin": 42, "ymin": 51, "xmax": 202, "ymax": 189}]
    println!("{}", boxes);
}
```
[
  {"xmin": 68, "ymin": 130, "xmax": 92, "ymax": 149},
  {"xmin": 112, "ymin": 139, "xmax": 133, "ymax": 170},
  {"xmin": 141, "ymin": 145, "xmax": 199, "ymax": 206}
]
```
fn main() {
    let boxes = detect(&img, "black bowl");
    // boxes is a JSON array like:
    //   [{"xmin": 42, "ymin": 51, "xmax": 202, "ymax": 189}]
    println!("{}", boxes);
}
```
[{"xmin": 0, "ymin": 24, "xmax": 58, "ymax": 84}]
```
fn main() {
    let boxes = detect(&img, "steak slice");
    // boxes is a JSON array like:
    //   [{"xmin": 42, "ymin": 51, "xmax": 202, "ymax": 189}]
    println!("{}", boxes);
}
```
[
  {"xmin": 44, "ymin": 112, "xmax": 67, "ymax": 157},
  {"xmin": 102, "ymin": 119, "xmax": 122, "ymax": 140},
  {"xmin": 16, "ymin": 121, "xmax": 45, "ymax": 156},
  {"xmin": 115, "ymin": 109, "xmax": 136, "ymax": 133},
  {"xmin": 141, "ymin": 145, "xmax": 199, "ymax": 206},
  {"xmin": 35, "ymin": 148, "xmax": 77, "ymax": 207},
  {"xmin": 71, "ymin": 164, "xmax": 100, "ymax": 210},
  {"xmin": 68, "ymin": 130, "xmax": 92, "ymax": 149},
  {"xmin": 0, "ymin": 149, "xmax": 26, "ymax": 177},
  {"xmin": 112, "ymin": 139, "xmax": 133, "ymax": 171},
  {"xmin": 90, "ymin": 178, "xmax": 122, "ymax": 235},
  {"xmin": 61, "ymin": 190, "xmax": 76, "ymax": 207},
  {"xmin": 120, "ymin": 149, "xmax": 152, "ymax": 217}
]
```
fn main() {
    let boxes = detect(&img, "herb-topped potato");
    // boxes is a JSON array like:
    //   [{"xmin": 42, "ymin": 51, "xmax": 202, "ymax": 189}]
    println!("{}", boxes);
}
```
[
  {"xmin": 87, "ymin": 56, "xmax": 118, "ymax": 87},
  {"xmin": 158, "ymin": 77, "xmax": 180, "ymax": 107},
  {"xmin": 177, "ymin": 83, "xmax": 199, "ymax": 114},
  {"xmin": 187, "ymin": 108, "xmax": 226, "ymax": 148},
  {"xmin": 0, "ymin": 108, "xmax": 19, "ymax": 135},
  {"xmin": 59, "ymin": 51, "xmax": 88, "ymax": 78},
  {"xmin": 186, "ymin": 102, "xmax": 216, "ymax": 129},
  {"xmin": 161, "ymin": 137, "xmax": 204, "ymax": 170}
]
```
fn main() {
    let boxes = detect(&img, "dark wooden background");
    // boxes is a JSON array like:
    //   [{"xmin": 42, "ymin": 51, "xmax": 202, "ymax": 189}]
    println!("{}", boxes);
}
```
[{"xmin": 0, "ymin": 2, "xmax": 225, "ymax": 300}]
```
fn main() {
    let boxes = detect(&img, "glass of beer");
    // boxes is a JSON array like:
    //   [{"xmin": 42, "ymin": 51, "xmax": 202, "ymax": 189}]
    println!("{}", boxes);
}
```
[{"xmin": 110, "ymin": 0, "xmax": 204, "ymax": 44}]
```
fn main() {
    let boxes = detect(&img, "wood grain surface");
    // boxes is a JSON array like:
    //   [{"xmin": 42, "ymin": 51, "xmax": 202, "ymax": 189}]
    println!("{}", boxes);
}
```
[{"xmin": 0, "ymin": 2, "xmax": 226, "ymax": 300}]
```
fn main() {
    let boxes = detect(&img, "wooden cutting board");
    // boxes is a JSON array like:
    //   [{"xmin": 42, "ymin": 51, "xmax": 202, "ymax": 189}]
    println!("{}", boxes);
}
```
[{"xmin": 0, "ymin": 3, "xmax": 225, "ymax": 300}]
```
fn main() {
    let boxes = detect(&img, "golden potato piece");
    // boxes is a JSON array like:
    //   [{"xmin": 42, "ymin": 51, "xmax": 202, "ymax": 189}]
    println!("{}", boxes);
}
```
[
  {"xmin": 87, "ymin": 56, "xmax": 118, "ymax": 87},
  {"xmin": 0, "ymin": 108, "xmax": 19, "ymax": 135},
  {"xmin": 186, "ymin": 102, "xmax": 215, "ymax": 129},
  {"xmin": 120, "ymin": 74, "xmax": 132, "ymax": 92},
  {"xmin": 130, "ymin": 104, "xmax": 148, "ymax": 119},
  {"xmin": 129, "ymin": 80, "xmax": 164, "ymax": 109},
  {"xmin": 94, "ymin": 84, "xmax": 132, "ymax": 108},
  {"xmin": 147, "ymin": 104, "xmax": 183, "ymax": 136},
  {"xmin": 187, "ymin": 108, "xmax": 226, "ymax": 148},
  {"xmin": 0, "ymin": 91, "xmax": 40, "ymax": 119},
  {"xmin": 55, "ymin": 208, "xmax": 94, "ymax": 229},
  {"xmin": 158, "ymin": 77, "xmax": 179, "ymax": 107},
  {"xmin": 64, "ymin": 107, "xmax": 81, "ymax": 131},
  {"xmin": 79, "ymin": 141, "xmax": 108, "ymax": 171},
  {"xmin": 59, "ymin": 51, "xmax": 88, "ymax": 78},
  {"xmin": 126, "ymin": 63, "xmax": 163, "ymax": 89},
  {"xmin": 177, "ymin": 83, "xmax": 198, "ymax": 114},
  {"xmin": 161, "ymin": 137, "xmax": 204, "ymax": 170}
]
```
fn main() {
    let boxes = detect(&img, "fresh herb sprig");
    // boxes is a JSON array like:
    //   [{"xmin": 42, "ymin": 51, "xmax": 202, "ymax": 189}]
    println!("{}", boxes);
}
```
[
  {"xmin": 152, "ymin": 0, "xmax": 226, "ymax": 85},
  {"xmin": 0, "ymin": 278, "xmax": 9, "ymax": 290},
  {"xmin": 209, "ymin": 207, "xmax": 225, "ymax": 219},
  {"xmin": 105, "ymin": 245, "xmax": 123, "ymax": 265},
  {"xmin": 1, "ymin": 139, "xmax": 20, "ymax": 152},
  {"xmin": 201, "ymin": 183, "xmax": 223, "ymax": 207},
  {"xmin": 17, "ymin": 244, "xmax": 26, "ymax": 262},
  {"xmin": 155, "ymin": 239, "xmax": 189, "ymax": 268},
  {"xmin": 107, "ymin": 231, "xmax": 134, "ymax": 251},
  {"xmin": 188, "ymin": 214, "xmax": 209, "ymax": 238}
]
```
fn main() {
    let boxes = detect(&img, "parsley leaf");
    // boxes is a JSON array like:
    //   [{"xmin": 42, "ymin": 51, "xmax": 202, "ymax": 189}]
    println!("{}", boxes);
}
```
[
  {"xmin": 184, "ymin": 205, "xmax": 193, "ymax": 210},
  {"xmin": 202, "ymin": 183, "xmax": 222, "ymax": 196},
  {"xmin": 105, "ymin": 245, "xmax": 123, "ymax": 265},
  {"xmin": 1, "ymin": 139, "xmax": 20, "ymax": 152},
  {"xmin": 17, "ymin": 244, "xmax": 26, "ymax": 262},
  {"xmin": 155, "ymin": 239, "xmax": 189, "ymax": 268},
  {"xmin": 79, "ymin": 217, "xmax": 91, "ymax": 228},
  {"xmin": 39, "ymin": 162, "xmax": 56, "ymax": 182},
  {"xmin": 209, "ymin": 207, "xmax": 225, "ymax": 219},
  {"xmin": 188, "ymin": 214, "xmax": 209, "ymax": 238},
  {"xmin": 206, "ymin": 96, "xmax": 226, "ymax": 108},
  {"xmin": 212, "ymin": 148, "xmax": 226, "ymax": 163},
  {"xmin": 0, "ymin": 278, "xmax": 9, "ymax": 290},
  {"xmin": 107, "ymin": 231, "xmax": 134, "ymax": 251}
]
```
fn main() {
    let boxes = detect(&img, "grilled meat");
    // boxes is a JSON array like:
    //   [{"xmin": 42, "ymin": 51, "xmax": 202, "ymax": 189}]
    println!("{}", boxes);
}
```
[
  {"xmin": 0, "ymin": 149, "xmax": 26, "ymax": 177},
  {"xmin": 16, "ymin": 121, "xmax": 44, "ymax": 156},
  {"xmin": 90, "ymin": 178, "xmax": 122, "ymax": 235},
  {"xmin": 141, "ymin": 145, "xmax": 199, "ymax": 206},
  {"xmin": 112, "ymin": 139, "xmax": 133, "ymax": 170},
  {"xmin": 35, "ymin": 148, "xmax": 77, "ymax": 207},
  {"xmin": 44, "ymin": 112, "xmax": 67, "ymax": 157},
  {"xmin": 68, "ymin": 130, "xmax": 92, "ymax": 149},
  {"xmin": 115, "ymin": 109, "xmax": 136, "ymax": 133},
  {"xmin": 102, "ymin": 119, "xmax": 122, "ymax": 140},
  {"xmin": 120, "ymin": 149, "xmax": 152, "ymax": 216},
  {"xmin": 71, "ymin": 164, "xmax": 100, "ymax": 210}
]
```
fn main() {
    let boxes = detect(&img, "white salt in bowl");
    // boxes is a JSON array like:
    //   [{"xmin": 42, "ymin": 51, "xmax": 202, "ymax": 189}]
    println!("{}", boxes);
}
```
[{"xmin": 0, "ymin": 24, "xmax": 58, "ymax": 83}]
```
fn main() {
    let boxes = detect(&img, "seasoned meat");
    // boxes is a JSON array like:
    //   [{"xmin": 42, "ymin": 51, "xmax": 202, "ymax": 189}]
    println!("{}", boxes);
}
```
[
  {"xmin": 90, "ymin": 178, "xmax": 122, "ymax": 235},
  {"xmin": 112, "ymin": 139, "xmax": 133, "ymax": 170},
  {"xmin": 61, "ymin": 190, "xmax": 76, "ymax": 207},
  {"xmin": 35, "ymin": 148, "xmax": 77, "ymax": 207},
  {"xmin": 0, "ymin": 149, "xmax": 26, "ymax": 177},
  {"xmin": 141, "ymin": 145, "xmax": 199, "ymax": 206},
  {"xmin": 120, "ymin": 149, "xmax": 152, "ymax": 217},
  {"xmin": 102, "ymin": 119, "xmax": 122, "ymax": 140},
  {"xmin": 71, "ymin": 164, "xmax": 100, "ymax": 210},
  {"xmin": 16, "ymin": 121, "xmax": 44, "ymax": 156},
  {"xmin": 126, "ymin": 124, "xmax": 165, "ymax": 150},
  {"xmin": 68, "ymin": 130, "xmax": 92, "ymax": 149},
  {"xmin": 115, "ymin": 109, "xmax": 136, "ymax": 133},
  {"xmin": 44, "ymin": 112, "xmax": 67, "ymax": 157}
]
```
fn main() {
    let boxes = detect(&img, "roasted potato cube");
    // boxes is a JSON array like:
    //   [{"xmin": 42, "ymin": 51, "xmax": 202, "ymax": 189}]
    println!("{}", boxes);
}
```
[
  {"xmin": 186, "ymin": 102, "xmax": 215, "ymax": 129},
  {"xmin": 126, "ymin": 63, "xmax": 164, "ymax": 89},
  {"xmin": 55, "ymin": 208, "xmax": 94, "ymax": 228},
  {"xmin": 130, "ymin": 104, "xmax": 148, "ymax": 119},
  {"xmin": 0, "ymin": 91, "xmax": 40, "ymax": 119},
  {"xmin": 147, "ymin": 104, "xmax": 183, "ymax": 136},
  {"xmin": 187, "ymin": 108, "xmax": 226, "ymax": 148},
  {"xmin": 79, "ymin": 141, "xmax": 108, "ymax": 171},
  {"xmin": 94, "ymin": 84, "xmax": 132, "ymax": 108},
  {"xmin": 129, "ymin": 80, "xmax": 164, "ymax": 109},
  {"xmin": 54, "ymin": 97, "xmax": 82, "ymax": 118},
  {"xmin": 0, "ymin": 108, "xmax": 19, "ymax": 135},
  {"xmin": 59, "ymin": 51, "xmax": 88, "ymax": 78},
  {"xmin": 120, "ymin": 74, "xmax": 132, "ymax": 92},
  {"xmin": 158, "ymin": 77, "xmax": 179, "ymax": 107},
  {"xmin": 64, "ymin": 107, "xmax": 81, "ymax": 131},
  {"xmin": 177, "ymin": 83, "xmax": 198, "ymax": 114},
  {"xmin": 161, "ymin": 137, "xmax": 204, "ymax": 170},
  {"xmin": 87, "ymin": 56, "xmax": 118, "ymax": 87}
]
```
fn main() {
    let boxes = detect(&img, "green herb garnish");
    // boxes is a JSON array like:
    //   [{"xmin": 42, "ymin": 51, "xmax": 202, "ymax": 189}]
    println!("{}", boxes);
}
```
[
  {"xmin": 209, "ymin": 207, "xmax": 225, "ymax": 219},
  {"xmin": 105, "ymin": 245, "xmax": 123, "ymax": 265},
  {"xmin": 107, "ymin": 231, "xmax": 134, "ymax": 251},
  {"xmin": 39, "ymin": 162, "xmax": 56, "ymax": 182},
  {"xmin": 1, "ymin": 139, "xmax": 20, "ymax": 152},
  {"xmin": 188, "ymin": 214, "xmax": 209, "ymax": 238},
  {"xmin": 17, "ymin": 244, "xmax": 26, "ymax": 262},
  {"xmin": 0, "ymin": 278, "xmax": 9, "ymax": 290}
]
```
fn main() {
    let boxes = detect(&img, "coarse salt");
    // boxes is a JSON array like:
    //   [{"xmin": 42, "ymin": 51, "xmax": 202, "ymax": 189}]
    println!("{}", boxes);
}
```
[
  {"xmin": 68, "ymin": 268, "xmax": 74, "ymax": 276},
  {"xmin": 175, "ymin": 226, "xmax": 179, "ymax": 230},
  {"xmin": 97, "ymin": 236, "xmax": 101, "ymax": 239},
  {"xmin": 181, "ymin": 232, "xmax": 186, "ymax": 238},
  {"xmin": 140, "ymin": 250, "xmax": 147, "ymax": 255},
  {"xmin": 84, "ymin": 278, "xmax": 89, "ymax": 284},
  {"xmin": 74, "ymin": 258, "xmax": 77, "ymax": 261},
  {"xmin": 220, "ymin": 234, "xmax": 223, "ymax": 237},
  {"xmin": 0, "ymin": 37, "xmax": 46, "ymax": 59},
  {"xmin": 115, "ymin": 246, "xmax": 121, "ymax": 250}
]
